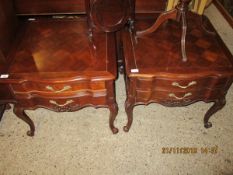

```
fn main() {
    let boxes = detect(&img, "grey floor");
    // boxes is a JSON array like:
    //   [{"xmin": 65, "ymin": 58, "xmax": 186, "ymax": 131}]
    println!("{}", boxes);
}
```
[{"xmin": 0, "ymin": 5, "xmax": 233, "ymax": 175}]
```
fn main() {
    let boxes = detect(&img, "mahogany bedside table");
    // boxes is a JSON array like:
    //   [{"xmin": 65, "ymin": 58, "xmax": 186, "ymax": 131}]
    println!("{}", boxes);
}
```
[
  {"xmin": 0, "ymin": 17, "xmax": 119, "ymax": 136},
  {"xmin": 0, "ymin": 0, "xmax": 132, "ymax": 136},
  {"xmin": 122, "ymin": 4, "xmax": 233, "ymax": 132}
]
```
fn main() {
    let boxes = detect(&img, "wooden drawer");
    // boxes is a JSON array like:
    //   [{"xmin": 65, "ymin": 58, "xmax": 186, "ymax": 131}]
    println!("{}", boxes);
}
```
[
  {"xmin": 136, "ymin": 88, "xmax": 222, "ymax": 103},
  {"xmin": 136, "ymin": 77, "xmax": 228, "ymax": 92},
  {"xmin": 16, "ymin": 95, "xmax": 108, "ymax": 112},
  {"xmin": 11, "ymin": 80, "xmax": 106, "ymax": 95}
]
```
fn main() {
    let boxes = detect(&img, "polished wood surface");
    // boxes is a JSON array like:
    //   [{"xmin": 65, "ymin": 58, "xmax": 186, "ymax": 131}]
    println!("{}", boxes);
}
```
[
  {"xmin": 136, "ymin": 0, "xmax": 195, "ymax": 62},
  {"xmin": 124, "ymin": 14, "xmax": 233, "ymax": 76},
  {"xmin": 7, "ymin": 18, "xmax": 116, "ymax": 76},
  {"xmin": 122, "ymin": 12, "xmax": 233, "ymax": 132}
]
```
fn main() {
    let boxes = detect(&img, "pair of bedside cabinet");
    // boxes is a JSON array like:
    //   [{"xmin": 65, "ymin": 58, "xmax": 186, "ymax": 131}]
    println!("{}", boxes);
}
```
[{"xmin": 0, "ymin": 0, "xmax": 232, "ymax": 136}]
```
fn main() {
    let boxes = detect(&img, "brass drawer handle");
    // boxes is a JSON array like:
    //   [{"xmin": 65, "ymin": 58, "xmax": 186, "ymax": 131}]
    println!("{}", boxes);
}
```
[
  {"xmin": 169, "ymin": 93, "xmax": 192, "ymax": 100},
  {"xmin": 49, "ymin": 100, "xmax": 74, "ymax": 107},
  {"xmin": 172, "ymin": 81, "xmax": 197, "ymax": 89},
  {"xmin": 46, "ymin": 85, "xmax": 71, "ymax": 93}
]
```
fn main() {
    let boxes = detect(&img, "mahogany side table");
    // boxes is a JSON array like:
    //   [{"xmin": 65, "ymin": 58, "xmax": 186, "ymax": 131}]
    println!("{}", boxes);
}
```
[
  {"xmin": 0, "ymin": 0, "xmax": 133, "ymax": 136},
  {"xmin": 122, "ymin": 13, "xmax": 233, "ymax": 132},
  {"xmin": 0, "ymin": 17, "xmax": 119, "ymax": 136}
]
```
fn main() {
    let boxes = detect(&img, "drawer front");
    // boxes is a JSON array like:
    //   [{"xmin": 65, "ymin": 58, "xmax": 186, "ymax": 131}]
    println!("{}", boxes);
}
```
[
  {"xmin": 11, "ymin": 80, "xmax": 106, "ymax": 95},
  {"xmin": 136, "ymin": 88, "xmax": 222, "ymax": 104},
  {"xmin": 16, "ymin": 96, "xmax": 108, "ymax": 112},
  {"xmin": 136, "ymin": 77, "xmax": 228, "ymax": 92},
  {"xmin": 136, "ymin": 89, "xmax": 201, "ymax": 102}
]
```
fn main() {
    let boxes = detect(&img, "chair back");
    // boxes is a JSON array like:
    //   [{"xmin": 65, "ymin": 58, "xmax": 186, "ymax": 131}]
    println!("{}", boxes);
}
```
[{"xmin": 86, "ymin": 0, "xmax": 132, "ymax": 32}]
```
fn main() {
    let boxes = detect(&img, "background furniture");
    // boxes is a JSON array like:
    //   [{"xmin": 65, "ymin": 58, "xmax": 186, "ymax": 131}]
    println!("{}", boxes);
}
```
[
  {"xmin": 213, "ymin": 0, "xmax": 233, "ymax": 28},
  {"xmin": 166, "ymin": 0, "xmax": 213, "ymax": 14},
  {"xmin": 13, "ymin": 0, "xmax": 167, "ymax": 15},
  {"xmin": 216, "ymin": 0, "xmax": 233, "ymax": 16},
  {"xmin": 122, "ymin": 0, "xmax": 233, "ymax": 132}
]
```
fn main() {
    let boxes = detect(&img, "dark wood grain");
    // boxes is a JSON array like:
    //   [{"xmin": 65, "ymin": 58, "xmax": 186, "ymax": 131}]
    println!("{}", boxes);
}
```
[
  {"xmin": 0, "ymin": 0, "xmax": 18, "ymax": 57},
  {"xmin": 14, "ymin": 0, "xmax": 167, "ymax": 15},
  {"xmin": 136, "ymin": 0, "xmax": 167, "ymax": 13},
  {"xmin": 14, "ymin": 0, "xmax": 86, "ymax": 15}
]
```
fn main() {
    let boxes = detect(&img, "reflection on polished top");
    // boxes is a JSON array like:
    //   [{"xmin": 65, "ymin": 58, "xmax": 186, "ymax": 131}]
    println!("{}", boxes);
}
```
[
  {"xmin": 123, "ymin": 13, "xmax": 233, "ymax": 76},
  {"xmin": 8, "ymin": 18, "xmax": 116, "ymax": 78}
]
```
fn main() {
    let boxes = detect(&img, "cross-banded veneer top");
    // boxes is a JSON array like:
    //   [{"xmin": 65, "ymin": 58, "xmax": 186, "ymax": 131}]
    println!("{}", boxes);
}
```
[
  {"xmin": 7, "ymin": 17, "xmax": 117, "ymax": 80},
  {"xmin": 123, "ymin": 13, "xmax": 233, "ymax": 77}
]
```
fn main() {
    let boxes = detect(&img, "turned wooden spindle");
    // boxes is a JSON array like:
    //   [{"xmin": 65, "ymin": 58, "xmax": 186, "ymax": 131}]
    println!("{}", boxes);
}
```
[{"xmin": 177, "ymin": 0, "xmax": 192, "ymax": 62}]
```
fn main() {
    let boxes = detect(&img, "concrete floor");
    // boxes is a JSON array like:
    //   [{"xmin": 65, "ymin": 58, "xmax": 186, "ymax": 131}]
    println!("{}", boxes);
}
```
[{"xmin": 0, "ymin": 5, "xmax": 233, "ymax": 175}]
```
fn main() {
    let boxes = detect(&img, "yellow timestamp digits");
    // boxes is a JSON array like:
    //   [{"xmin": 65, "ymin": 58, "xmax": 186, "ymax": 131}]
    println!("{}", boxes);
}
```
[
  {"xmin": 162, "ymin": 145, "xmax": 218, "ymax": 154},
  {"xmin": 200, "ymin": 145, "xmax": 218, "ymax": 154}
]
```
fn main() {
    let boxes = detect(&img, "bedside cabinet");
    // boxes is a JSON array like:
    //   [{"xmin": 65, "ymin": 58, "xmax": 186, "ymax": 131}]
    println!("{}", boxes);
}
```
[
  {"xmin": 122, "ymin": 13, "xmax": 233, "ymax": 132},
  {"xmin": 0, "ymin": 18, "xmax": 119, "ymax": 136},
  {"xmin": 0, "ymin": 0, "xmax": 133, "ymax": 136}
]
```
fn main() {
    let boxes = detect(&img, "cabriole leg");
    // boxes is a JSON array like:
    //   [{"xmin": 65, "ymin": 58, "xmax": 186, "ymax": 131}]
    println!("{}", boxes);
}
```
[
  {"xmin": 109, "ymin": 103, "xmax": 119, "ymax": 134},
  {"xmin": 123, "ymin": 98, "xmax": 134, "ymax": 132},
  {"xmin": 6, "ymin": 104, "xmax": 11, "ymax": 110},
  {"xmin": 13, "ymin": 106, "xmax": 35, "ymax": 136},
  {"xmin": 204, "ymin": 98, "xmax": 226, "ymax": 128},
  {"xmin": 0, "ymin": 104, "xmax": 6, "ymax": 121}
]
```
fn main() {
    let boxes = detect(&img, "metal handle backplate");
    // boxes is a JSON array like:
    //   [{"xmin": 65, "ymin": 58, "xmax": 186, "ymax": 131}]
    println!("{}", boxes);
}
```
[
  {"xmin": 49, "ymin": 100, "xmax": 74, "ymax": 107},
  {"xmin": 172, "ymin": 81, "xmax": 197, "ymax": 89},
  {"xmin": 46, "ymin": 85, "xmax": 71, "ymax": 93},
  {"xmin": 169, "ymin": 92, "xmax": 192, "ymax": 100}
]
